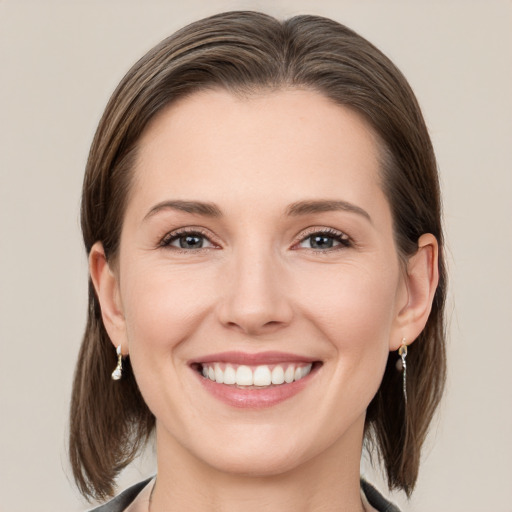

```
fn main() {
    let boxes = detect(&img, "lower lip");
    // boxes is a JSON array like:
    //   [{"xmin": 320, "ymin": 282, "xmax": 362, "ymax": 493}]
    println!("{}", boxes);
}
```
[{"xmin": 194, "ymin": 366, "xmax": 318, "ymax": 409}]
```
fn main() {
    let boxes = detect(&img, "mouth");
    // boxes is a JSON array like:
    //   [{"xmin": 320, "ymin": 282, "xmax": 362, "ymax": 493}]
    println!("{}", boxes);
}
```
[
  {"xmin": 189, "ymin": 352, "xmax": 322, "ymax": 408},
  {"xmin": 192, "ymin": 361, "xmax": 319, "ymax": 388}
]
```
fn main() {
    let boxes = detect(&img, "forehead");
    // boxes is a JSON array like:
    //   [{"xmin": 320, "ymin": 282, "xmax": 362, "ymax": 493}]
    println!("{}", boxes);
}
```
[{"xmin": 130, "ymin": 88, "xmax": 386, "ymax": 217}]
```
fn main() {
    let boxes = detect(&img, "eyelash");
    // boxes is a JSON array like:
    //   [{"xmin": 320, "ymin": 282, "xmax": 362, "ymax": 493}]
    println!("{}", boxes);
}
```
[
  {"xmin": 159, "ymin": 227, "xmax": 217, "ymax": 252},
  {"xmin": 294, "ymin": 227, "xmax": 352, "ymax": 252},
  {"xmin": 158, "ymin": 227, "xmax": 352, "ymax": 253}
]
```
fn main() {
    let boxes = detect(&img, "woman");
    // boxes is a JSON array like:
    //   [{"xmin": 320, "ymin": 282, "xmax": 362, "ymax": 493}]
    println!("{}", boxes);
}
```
[{"xmin": 69, "ymin": 11, "xmax": 446, "ymax": 512}]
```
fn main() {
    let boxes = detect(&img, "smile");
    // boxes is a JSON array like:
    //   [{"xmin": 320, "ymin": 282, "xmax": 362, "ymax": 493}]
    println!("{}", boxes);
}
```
[
  {"xmin": 200, "ymin": 362, "xmax": 313, "ymax": 388},
  {"xmin": 190, "ymin": 352, "xmax": 321, "ymax": 408}
]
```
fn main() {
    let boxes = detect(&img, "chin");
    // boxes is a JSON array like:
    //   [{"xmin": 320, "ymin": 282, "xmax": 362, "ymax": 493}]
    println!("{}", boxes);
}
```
[
  {"xmin": 183, "ymin": 420, "xmax": 336, "ymax": 479},
  {"xmin": 201, "ymin": 446, "xmax": 307, "ymax": 478}
]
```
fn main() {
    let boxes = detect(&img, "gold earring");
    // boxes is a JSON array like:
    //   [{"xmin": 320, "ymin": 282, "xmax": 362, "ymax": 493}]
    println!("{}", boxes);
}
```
[
  {"xmin": 396, "ymin": 338, "xmax": 408, "ymax": 405},
  {"xmin": 111, "ymin": 345, "xmax": 123, "ymax": 381}
]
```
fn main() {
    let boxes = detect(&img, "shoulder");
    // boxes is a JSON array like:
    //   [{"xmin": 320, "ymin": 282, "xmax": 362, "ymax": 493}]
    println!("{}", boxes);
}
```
[
  {"xmin": 361, "ymin": 479, "xmax": 402, "ymax": 512},
  {"xmin": 87, "ymin": 478, "xmax": 153, "ymax": 512}
]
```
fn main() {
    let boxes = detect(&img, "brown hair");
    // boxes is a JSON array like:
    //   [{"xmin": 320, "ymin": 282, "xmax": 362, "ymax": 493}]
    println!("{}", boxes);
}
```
[{"xmin": 70, "ymin": 10, "xmax": 446, "ymax": 501}]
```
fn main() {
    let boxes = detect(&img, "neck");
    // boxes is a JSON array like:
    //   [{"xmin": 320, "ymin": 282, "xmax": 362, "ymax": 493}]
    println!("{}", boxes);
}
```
[{"xmin": 150, "ymin": 419, "xmax": 366, "ymax": 512}]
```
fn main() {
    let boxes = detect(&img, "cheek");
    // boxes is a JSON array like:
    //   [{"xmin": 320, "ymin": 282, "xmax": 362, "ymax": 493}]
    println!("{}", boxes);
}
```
[
  {"xmin": 298, "ymin": 267, "xmax": 398, "ymax": 423},
  {"xmin": 297, "ymin": 260, "xmax": 400, "ymax": 346},
  {"xmin": 297, "ymin": 260, "xmax": 400, "ymax": 404},
  {"xmin": 120, "ymin": 264, "xmax": 216, "ymax": 353},
  {"xmin": 118, "ymin": 265, "xmax": 215, "ymax": 420}
]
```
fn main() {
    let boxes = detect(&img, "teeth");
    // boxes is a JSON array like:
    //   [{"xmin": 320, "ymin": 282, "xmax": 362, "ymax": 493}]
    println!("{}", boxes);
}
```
[
  {"xmin": 223, "ymin": 364, "xmax": 236, "ymax": 385},
  {"xmin": 253, "ymin": 365, "xmax": 272, "ymax": 386},
  {"xmin": 284, "ymin": 366, "xmax": 295, "ymax": 383},
  {"xmin": 271, "ymin": 365, "xmax": 285, "ymax": 385},
  {"xmin": 201, "ymin": 362, "xmax": 313, "ymax": 387},
  {"xmin": 214, "ymin": 364, "xmax": 224, "ymax": 384},
  {"xmin": 236, "ymin": 365, "xmax": 253, "ymax": 386}
]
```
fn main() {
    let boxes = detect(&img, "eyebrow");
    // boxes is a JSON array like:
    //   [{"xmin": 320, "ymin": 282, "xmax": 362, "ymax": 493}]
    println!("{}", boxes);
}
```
[
  {"xmin": 143, "ymin": 199, "xmax": 371, "ymax": 223},
  {"xmin": 143, "ymin": 200, "xmax": 222, "ymax": 221},
  {"xmin": 285, "ymin": 200, "xmax": 372, "ymax": 223}
]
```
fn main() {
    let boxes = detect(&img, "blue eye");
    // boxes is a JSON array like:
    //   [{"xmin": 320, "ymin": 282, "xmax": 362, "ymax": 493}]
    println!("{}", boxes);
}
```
[
  {"xmin": 298, "ymin": 230, "xmax": 351, "ymax": 250},
  {"xmin": 174, "ymin": 234, "xmax": 205, "ymax": 249},
  {"xmin": 160, "ymin": 230, "xmax": 214, "ymax": 250}
]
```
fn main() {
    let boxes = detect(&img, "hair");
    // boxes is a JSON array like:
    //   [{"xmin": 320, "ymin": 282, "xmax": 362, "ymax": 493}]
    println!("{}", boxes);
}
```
[{"xmin": 70, "ymin": 10, "xmax": 446, "ymax": 502}]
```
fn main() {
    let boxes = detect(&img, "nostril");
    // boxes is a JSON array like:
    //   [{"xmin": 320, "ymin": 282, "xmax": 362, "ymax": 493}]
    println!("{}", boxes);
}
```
[
  {"xmin": 223, "ymin": 317, "xmax": 291, "ymax": 337},
  {"xmin": 215, "ymin": 277, "xmax": 294, "ymax": 335}
]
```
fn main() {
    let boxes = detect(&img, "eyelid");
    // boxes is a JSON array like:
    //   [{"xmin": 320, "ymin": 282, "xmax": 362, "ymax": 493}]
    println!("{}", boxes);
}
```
[
  {"xmin": 157, "ymin": 225, "xmax": 352, "ymax": 252},
  {"xmin": 159, "ymin": 226, "xmax": 220, "ymax": 250},
  {"xmin": 292, "ymin": 226, "xmax": 352, "ymax": 250}
]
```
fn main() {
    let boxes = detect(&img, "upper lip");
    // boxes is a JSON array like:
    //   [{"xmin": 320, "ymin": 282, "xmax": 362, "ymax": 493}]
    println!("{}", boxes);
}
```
[{"xmin": 190, "ymin": 351, "xmax": 318, "ymax": 366}]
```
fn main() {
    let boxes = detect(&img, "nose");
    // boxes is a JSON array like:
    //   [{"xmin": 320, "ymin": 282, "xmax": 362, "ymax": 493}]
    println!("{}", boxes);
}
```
[{"xmin": 216, "ymin": 246, "xmax": 294, "ymax": 336}]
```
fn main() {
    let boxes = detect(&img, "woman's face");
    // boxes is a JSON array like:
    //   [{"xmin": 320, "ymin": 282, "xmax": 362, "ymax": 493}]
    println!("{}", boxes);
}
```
[{"xmin": 106, "ymin": 89, "xmax": 410, "ymax": 475}]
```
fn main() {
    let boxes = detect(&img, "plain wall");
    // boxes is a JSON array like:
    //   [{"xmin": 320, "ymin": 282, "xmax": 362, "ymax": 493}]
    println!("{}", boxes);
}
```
[{"xmin": 1, "ymin": 1, "xmax": 511, "ymax": 511}]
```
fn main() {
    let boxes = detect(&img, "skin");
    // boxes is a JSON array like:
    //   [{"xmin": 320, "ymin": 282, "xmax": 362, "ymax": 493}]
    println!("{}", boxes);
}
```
[{"xmin": 90, "ymin": 89, "xmax": 438, "ymax": 511}]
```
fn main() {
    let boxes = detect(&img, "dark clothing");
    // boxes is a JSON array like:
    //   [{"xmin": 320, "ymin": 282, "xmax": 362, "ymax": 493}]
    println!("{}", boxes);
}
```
[{"xmin": 89, "ymin": 477, "xmax": 401, "ymax": 512}]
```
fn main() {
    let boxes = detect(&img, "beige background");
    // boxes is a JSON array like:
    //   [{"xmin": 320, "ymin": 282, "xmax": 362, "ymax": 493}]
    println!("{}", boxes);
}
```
[{"xmin": 1, "ymin": 1, "xmax": 511, "ymax": 511}]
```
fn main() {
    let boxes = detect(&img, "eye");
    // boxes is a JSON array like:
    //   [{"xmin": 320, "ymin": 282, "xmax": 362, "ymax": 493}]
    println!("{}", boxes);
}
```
[
  {"xmin": 160, "ymin": 229, "xmax": 216, "ymax": 250},
  {"xmin": 296, "ymin": 228, "xmax": 351, "ymax": 251}
]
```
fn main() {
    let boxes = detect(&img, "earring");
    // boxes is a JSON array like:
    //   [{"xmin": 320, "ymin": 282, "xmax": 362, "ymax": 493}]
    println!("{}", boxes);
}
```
[
  {"xmin": 111, "ymin": 345, "xmax": 123, "ymax": 381},
  {"xmin": 396, "ymin": 338, "xmax": 408, "ymax": 405}
]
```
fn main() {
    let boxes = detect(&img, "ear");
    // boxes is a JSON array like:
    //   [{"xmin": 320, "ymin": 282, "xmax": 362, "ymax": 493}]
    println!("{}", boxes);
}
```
[
  {"xmin": 89, "ymin": 241, "xmax": 127, "ymax": 354},
  {"xmin": 390, "ymin": 233, "xmax": 439, "ymax": 351}
]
